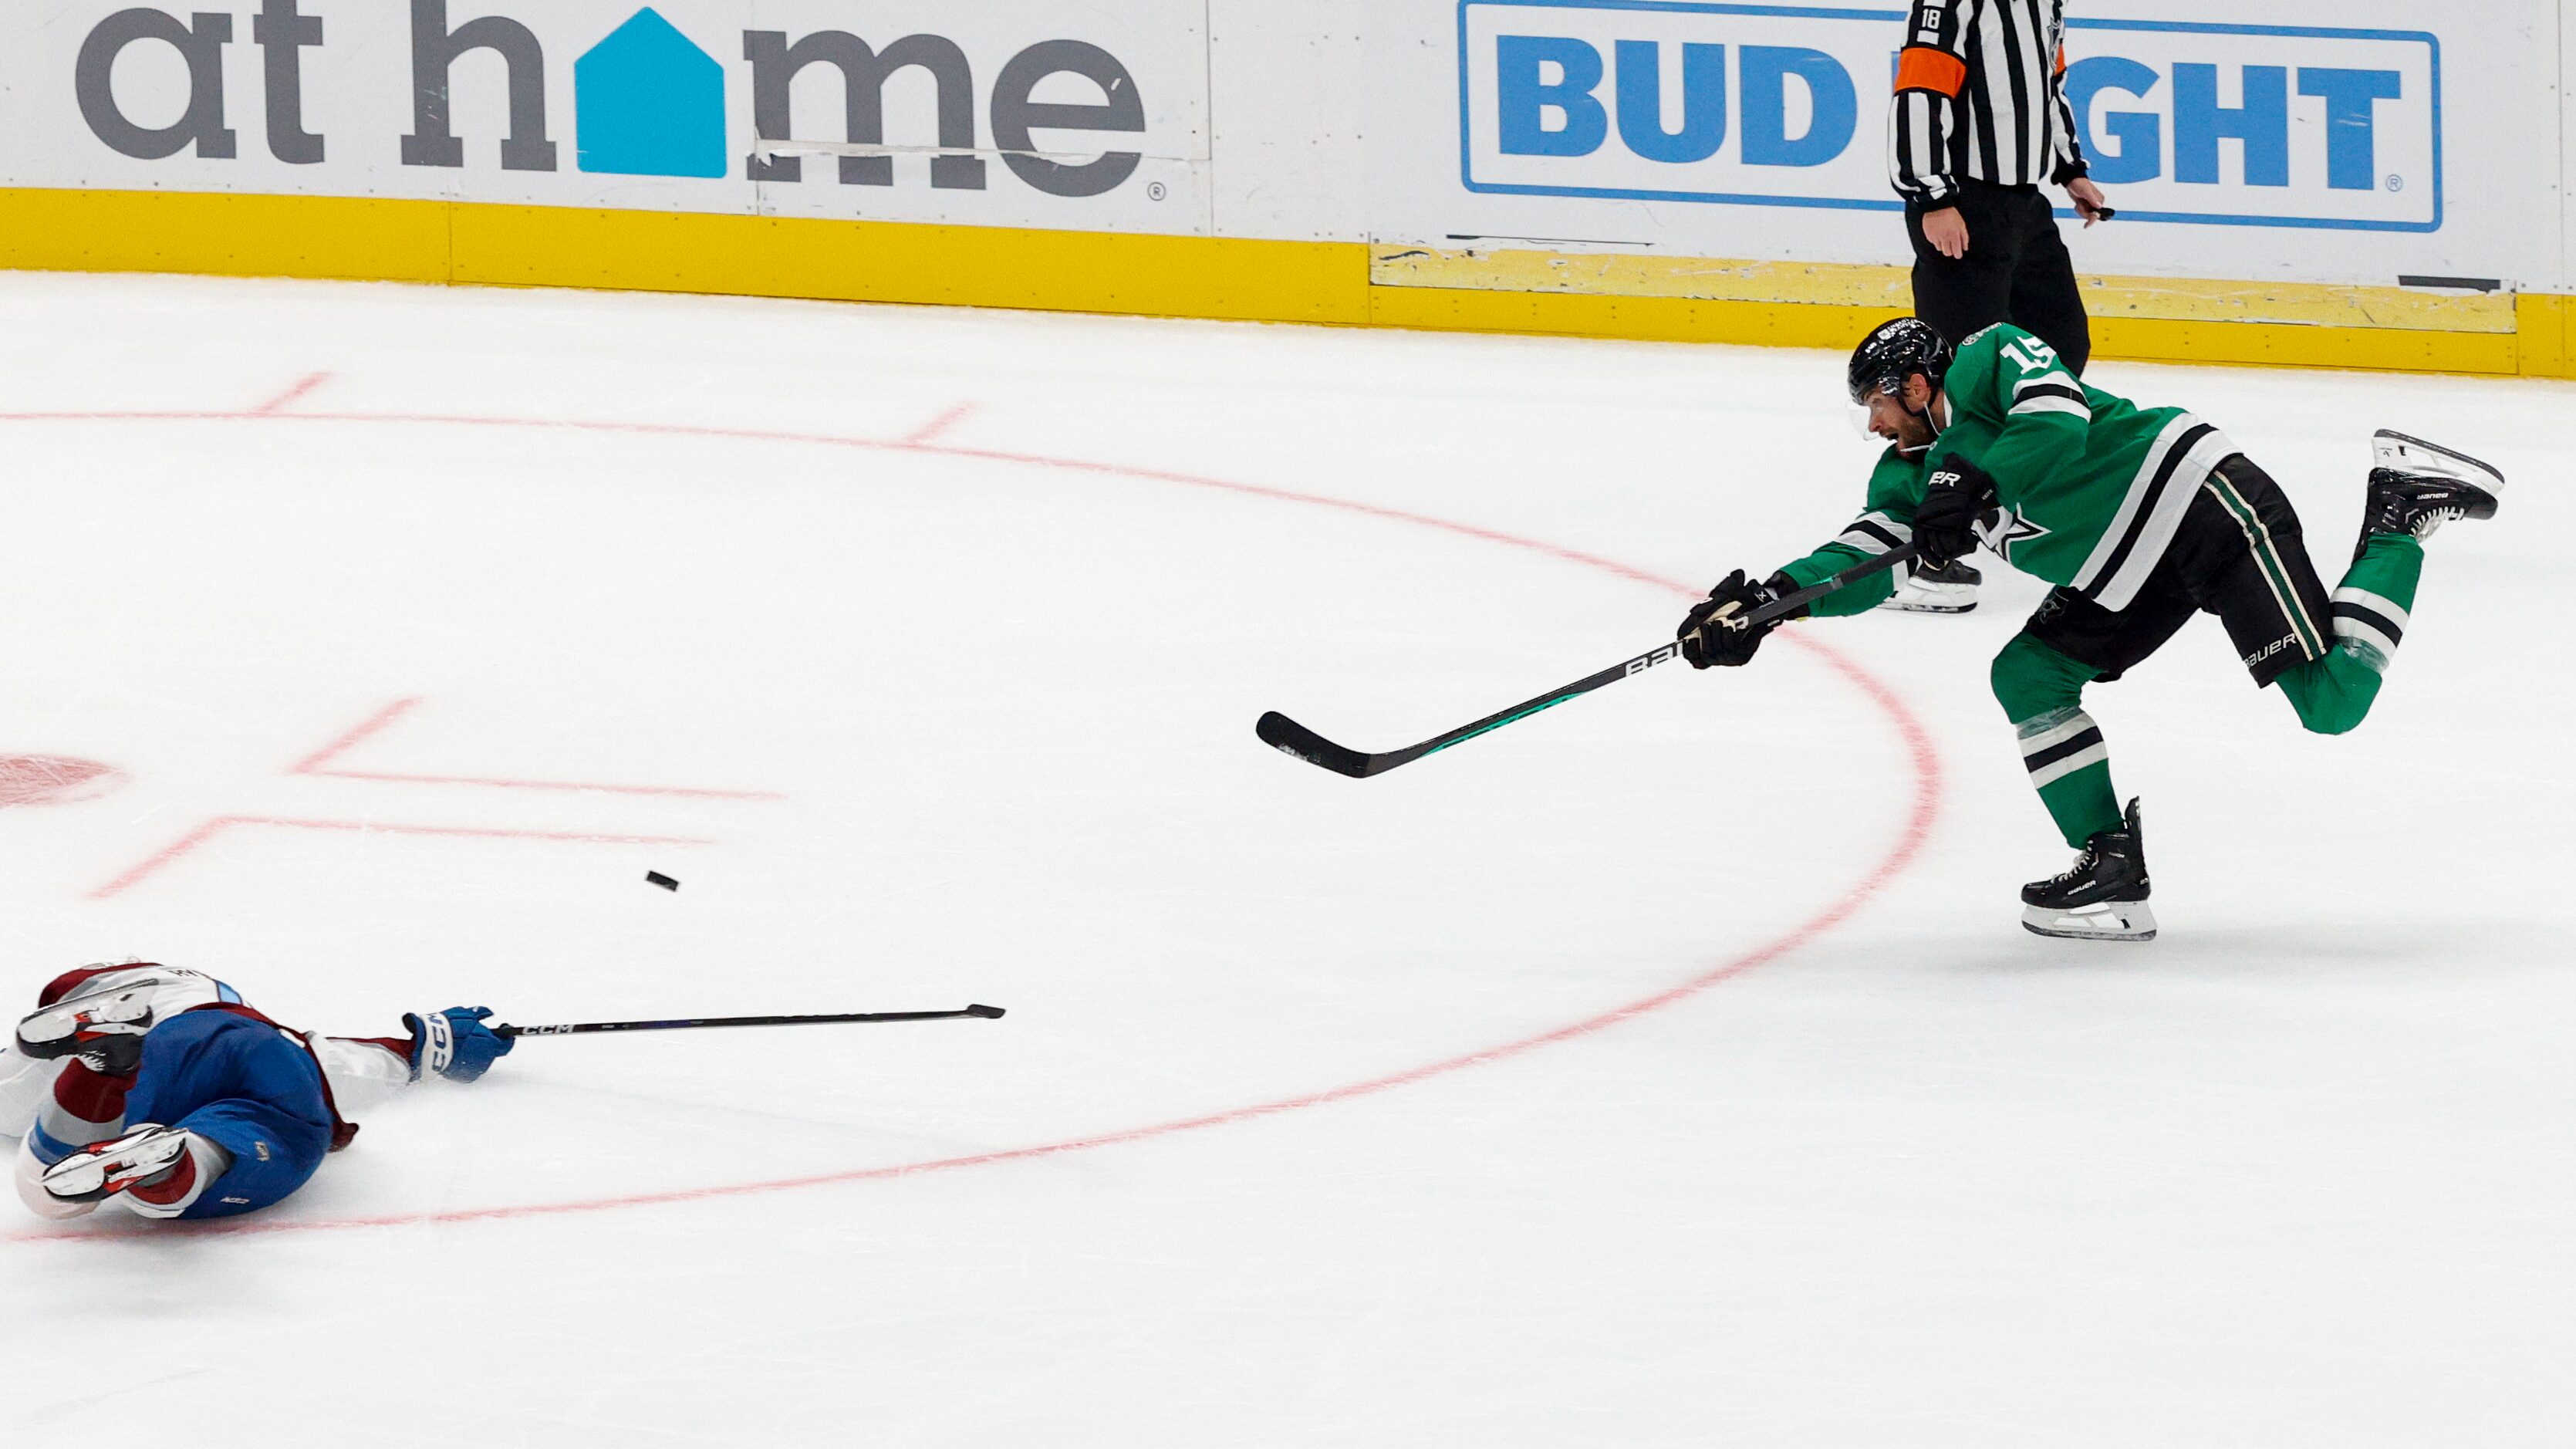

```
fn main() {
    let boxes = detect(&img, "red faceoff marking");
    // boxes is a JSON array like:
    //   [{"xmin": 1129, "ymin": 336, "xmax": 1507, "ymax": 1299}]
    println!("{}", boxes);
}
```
[
  {"xmin": 0, "ymin": 404, "xmax": 1945, "ymax": 1241},
  {"xmin": 0, "ymin": 756, "xmax": 127, "ymax": 809}
]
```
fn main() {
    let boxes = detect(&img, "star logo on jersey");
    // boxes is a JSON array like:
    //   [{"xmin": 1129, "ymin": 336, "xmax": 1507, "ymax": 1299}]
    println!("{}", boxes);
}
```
[{"xmin": 1974, "ymin": 505, "xmax": 2050, "ymax": 561}]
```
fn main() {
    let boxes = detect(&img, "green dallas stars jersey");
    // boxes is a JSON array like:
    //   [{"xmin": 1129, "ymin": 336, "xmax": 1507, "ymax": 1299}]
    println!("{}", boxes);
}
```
[{"xmin": 1775, "ymin": 323, "xmax": 2238, "ymax": 616}]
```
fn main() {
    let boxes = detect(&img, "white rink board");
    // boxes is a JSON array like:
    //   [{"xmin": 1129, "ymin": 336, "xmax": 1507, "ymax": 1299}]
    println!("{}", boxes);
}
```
[
  {"xmin": 5, "ymin": 1, "xmax": 2576, "ymax": 291},
  {"xmin": 0, "ymin": 273, "xmax": 2568, "ymax": 1445},
  {"xmin": 1372, "ymin": 0, "xmax": 2559, "ymax": 284},
  {"xmin": 0, "ymin": 0, "xmax": 1210, "ymax": 233}
]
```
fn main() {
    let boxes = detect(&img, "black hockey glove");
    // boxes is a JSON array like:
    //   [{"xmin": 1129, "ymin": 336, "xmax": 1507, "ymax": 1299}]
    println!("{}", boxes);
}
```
[
  {"xmin": 1678, "ymin": 569, "xmax": 1787, "ymax": 668},
  {"xmin": 1914, "ymin": 455, "xmax": 1998, "ymax": 571}
]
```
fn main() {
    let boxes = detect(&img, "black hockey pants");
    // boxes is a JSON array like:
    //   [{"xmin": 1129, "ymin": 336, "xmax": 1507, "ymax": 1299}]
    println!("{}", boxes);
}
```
[{"xmin": 1906, "ymin": 181, "xmax": 2092, "ymax": 376}]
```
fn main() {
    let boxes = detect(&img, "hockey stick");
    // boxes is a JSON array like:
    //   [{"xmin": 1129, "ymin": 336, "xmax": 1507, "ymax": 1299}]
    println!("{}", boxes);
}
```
[
  {"xmin": 1257, "ymin": 543, "xmax": 1919, "ymax": 779},
  {"xmin": 495, "ymin": 1005, "xmax": 1004, "ymax": 1038}
]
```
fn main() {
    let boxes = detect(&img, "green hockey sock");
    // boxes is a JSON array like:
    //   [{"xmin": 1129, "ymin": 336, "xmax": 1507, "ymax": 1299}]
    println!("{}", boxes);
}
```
[
  {"xmin": 2333, "ymin": 533, "xmax": 2424, "ymax": 654},
  {"xmin": 1992, "ymin": 633, "xmax": 2123, "ymax": 848},
  {"xmin": 2276, "ymin": 534, "xmax": 2424, "ymax": 735},
  {"xmin": 2017, "ymin": 709, "xmax": 2122, "ymax": 846}
]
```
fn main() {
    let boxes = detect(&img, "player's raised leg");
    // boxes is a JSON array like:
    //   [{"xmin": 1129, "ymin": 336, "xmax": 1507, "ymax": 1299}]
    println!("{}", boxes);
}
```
[{"xmin": 2265, "ymin": 432, "xmax": 2503, "ymax": 734}]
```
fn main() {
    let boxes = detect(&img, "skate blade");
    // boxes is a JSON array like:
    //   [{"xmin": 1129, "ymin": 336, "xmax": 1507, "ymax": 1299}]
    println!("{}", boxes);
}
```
[
  {"xmin": 2372, "ymin": 429, "xmax": 2507, "ymax": 502},
  {"xmin": 2021, "ymin": 899, "xmax": 2158, "ymax": 942},
  {"xmin": 14, "ymin": 988, "xmax": 155, "ymax": 1057},
  {"xmin": 40, "ymin": 1127, "xmax": 184, "ymax": 1203},
  {"xmin": 38, "ymin": 1157, "xmax": 116, "ymax": 1202},
  {"xmin": 1881, "ymin": 583, "xmax": 1979, "ymax": 614}
]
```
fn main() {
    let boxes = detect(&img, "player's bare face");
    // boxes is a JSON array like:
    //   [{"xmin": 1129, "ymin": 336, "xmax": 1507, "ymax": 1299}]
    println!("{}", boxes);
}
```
[{"xmin": 1864, "ymin": 385, "xmax": 1938, "ymax": 454}]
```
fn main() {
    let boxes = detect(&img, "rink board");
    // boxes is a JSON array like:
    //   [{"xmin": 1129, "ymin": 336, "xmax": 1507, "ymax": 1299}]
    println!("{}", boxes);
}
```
[
  {"xmin": 2, "ymin": 0, "xmax": 2574, "ymax": 374},
  {"xmin": 0, "ymin": 184, "xmax": 2562, "ymax": 379}
]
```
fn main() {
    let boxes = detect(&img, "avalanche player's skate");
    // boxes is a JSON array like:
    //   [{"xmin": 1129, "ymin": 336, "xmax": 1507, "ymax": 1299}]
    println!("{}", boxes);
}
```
[
  {"xmin": 2365, "ymin": 431, "xmax": 2503, "ymax": 542},
  {"xmin": 14, "ymin": 979, "xmax": 162, "ymax": 1074},
  {"xmin": 1882, "ymin": 557, "xmax": 1980, "ymax": 613},
  {"xmin": 33, "ymin": 1123, "xmax": 193, "ymax": 1204},
  {"xmin": 2021, "ymin": 797, "xmax": 2156, "ymax": 942}
]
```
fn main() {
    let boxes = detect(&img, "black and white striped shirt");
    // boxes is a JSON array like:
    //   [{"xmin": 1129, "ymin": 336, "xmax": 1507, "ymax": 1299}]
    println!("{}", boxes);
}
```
[{"xmin": 1888, "ymin": 0, "xmax": 2088, "ymax": 207}]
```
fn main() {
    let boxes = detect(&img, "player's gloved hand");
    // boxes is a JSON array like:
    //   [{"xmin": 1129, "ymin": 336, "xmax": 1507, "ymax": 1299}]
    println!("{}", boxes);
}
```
[
  {"xmin": 1678, "ymin": 569, "xmax": 1784, "ymax": 668},
  {"xmin": 1915, "ymin": 454, "xmax": 1999, "ymax": 570},
  {"xmin": 403, "ymin": 1006, "xmax": 515, "ymax": 1083}
]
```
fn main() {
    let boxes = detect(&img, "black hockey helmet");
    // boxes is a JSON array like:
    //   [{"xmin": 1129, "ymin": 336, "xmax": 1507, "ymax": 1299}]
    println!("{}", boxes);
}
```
[{"xmin": 1847, "ymin": 317, "xmax": 1953, "ymax": 407}]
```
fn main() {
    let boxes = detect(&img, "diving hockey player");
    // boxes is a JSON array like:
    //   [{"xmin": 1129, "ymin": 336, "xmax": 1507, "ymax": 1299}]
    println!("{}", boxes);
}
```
[
  {"xmin": 2, "ymin": 961, "xmax": 511, "ymax": 1221},
  {"xmin": 1676, "ymin": 317, "xmax": 2501, "ymax": 941}
]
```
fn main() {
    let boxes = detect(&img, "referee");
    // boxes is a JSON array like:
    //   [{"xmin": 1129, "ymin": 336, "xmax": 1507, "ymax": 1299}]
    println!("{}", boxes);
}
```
[{"xmin": 1888, "ymin": 0, "xmax": 2112, "ymax": 374}]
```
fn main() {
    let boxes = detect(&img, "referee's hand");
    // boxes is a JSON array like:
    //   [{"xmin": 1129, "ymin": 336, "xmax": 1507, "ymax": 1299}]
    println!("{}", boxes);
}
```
[
  {"xmin": 2068, "ymin": 177, "xmax": 2114, "ymax": 227},
  {"xmin": 1923, "ymin": 206, "xmax": 1970, "ymax": 259}
]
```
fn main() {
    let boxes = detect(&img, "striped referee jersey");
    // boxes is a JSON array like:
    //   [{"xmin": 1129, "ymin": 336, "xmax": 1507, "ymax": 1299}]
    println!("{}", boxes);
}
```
[{"xmin": 1889, "ymin": 0, "xmax": 2089, "ymax": 207}]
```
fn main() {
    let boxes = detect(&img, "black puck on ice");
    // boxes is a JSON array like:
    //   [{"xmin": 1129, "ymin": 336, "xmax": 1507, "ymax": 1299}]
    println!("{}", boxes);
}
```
[{"xmin": 645, "ymin": 870, "xmax": 679, "ymax": 891}]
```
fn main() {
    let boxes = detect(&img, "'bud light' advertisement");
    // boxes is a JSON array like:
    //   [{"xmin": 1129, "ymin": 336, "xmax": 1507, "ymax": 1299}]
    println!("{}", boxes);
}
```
[{"xmin": 1376, "ymin": 0, "xmax": 2547, "ymax": 285}]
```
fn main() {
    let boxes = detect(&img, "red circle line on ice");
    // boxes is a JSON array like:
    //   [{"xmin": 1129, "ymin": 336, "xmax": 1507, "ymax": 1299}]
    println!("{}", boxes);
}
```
[{"xmin": 0, "ymin": 401, "xmax": 1946, "ymax": 1241}]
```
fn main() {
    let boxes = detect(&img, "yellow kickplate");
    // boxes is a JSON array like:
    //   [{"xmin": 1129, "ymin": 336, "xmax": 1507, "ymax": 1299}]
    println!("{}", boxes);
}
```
[
  {"xmin": 2077, "ymin": 275, "xmax": 2513, "ymax": 333},
  {"xmin": 1370, "ymin": 245, "xmax": 2515, "ymax": 334},
  {"xmin": 1371, "ymin": 245, "xmax": 1914, "ymax": 310},
  {"xmin": 0, "ymin": 187, "xmax": 2557, "ymax": 377}
]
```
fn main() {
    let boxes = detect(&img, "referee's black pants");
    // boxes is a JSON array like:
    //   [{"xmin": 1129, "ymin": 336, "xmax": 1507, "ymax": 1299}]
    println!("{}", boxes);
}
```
[{"xmin": 1906, "ymin": 181, "xmax": 2092, "ymax": 375}]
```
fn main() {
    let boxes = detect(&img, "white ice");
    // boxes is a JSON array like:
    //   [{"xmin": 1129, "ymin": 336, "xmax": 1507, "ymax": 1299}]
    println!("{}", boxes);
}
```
[{"xmin": 0, "ymin": 272, "xmax": 2566, "ymax": 1445}]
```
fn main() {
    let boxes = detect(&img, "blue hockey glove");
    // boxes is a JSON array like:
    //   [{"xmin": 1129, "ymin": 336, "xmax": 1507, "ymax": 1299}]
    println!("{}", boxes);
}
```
[
  {"xmin": 404, "ymin": 1006, "xmax": 515, "ymax": 1083},
  {"xmin": 1916, "ymin": 455, "xmax": 1998, "ymax": 570}
]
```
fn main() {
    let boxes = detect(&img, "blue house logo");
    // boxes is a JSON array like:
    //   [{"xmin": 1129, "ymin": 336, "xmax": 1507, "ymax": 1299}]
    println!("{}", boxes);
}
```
[{"xmin": 576, "ymin": 8, "xmax": 725, "ymax": 178}]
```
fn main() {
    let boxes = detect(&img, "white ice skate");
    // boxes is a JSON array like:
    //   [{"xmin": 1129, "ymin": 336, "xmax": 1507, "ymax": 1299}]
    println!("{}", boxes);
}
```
[
  {"xmin": 1880, "ymin": 558, "xmax": 1980, "ymax": 614},
  {"xmin": 14, "ymin": 979, "xmax": 163, "ymax": 1073},
  {"xmin": 35, "ymin": 1123, "xmax": 192, "ymax": 1204},
  {"xmin": 2021, "ymin": 897, "xmax": 2158, "ymax": 943}
]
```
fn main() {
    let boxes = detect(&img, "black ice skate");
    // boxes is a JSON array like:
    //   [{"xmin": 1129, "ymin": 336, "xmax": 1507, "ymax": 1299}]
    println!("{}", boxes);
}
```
[
  {"xmin": 2021, "ymin": 798, "xmax": 2156, "ymax": 942},
  {"xmin": 2364, "ymin": 430, "xmax": 2504, "ymax": 543},
  {"xmin": 14, "ymin": 981, "xmax": 160, "ymax": 1075},
  {"xmin": 1882, "ymin": 557, "xmax": 1981, "ymax": 613},
  {"xmin": 37, "ymin": 1123, "xmax": 191, "ymax": 1204}
]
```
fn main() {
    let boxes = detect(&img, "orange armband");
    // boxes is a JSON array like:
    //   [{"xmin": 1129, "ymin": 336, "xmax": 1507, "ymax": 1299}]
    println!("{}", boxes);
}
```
[{"xmin": 1895, "ymin": 46, "xmax": 1967, "ymax": 96}]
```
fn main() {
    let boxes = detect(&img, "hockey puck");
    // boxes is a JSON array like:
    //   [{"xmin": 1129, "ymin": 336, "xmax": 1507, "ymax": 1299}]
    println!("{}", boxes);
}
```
[{"xmin": 645, "ymin": 870, "xmax": 679, "ymax": 891}]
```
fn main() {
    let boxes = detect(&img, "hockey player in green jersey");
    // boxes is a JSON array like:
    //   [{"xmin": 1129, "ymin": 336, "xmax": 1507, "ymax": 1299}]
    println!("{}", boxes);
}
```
[{"xmin": 1676, "ymin": 317, "xmax": 2503, "ymax": 941}]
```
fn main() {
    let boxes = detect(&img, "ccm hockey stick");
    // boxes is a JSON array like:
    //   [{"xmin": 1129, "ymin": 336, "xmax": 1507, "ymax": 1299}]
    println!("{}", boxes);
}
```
[
  {"xmin": 496, "ymin": 1005, "xmax": 1004, "ymax": 1038},
  {"xmin": 1257, "ymin": 543, "xmax": 1920, "ymax": 779}
]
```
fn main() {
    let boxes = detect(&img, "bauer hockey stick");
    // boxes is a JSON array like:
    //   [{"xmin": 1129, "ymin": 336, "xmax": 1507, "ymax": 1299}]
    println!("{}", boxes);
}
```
[
  {"xmin": 495, "ymin": 1005, "xmax": 1004, "ymax": 1038},
  {"xmin": 1257, "ymin": 543, "xmax": 1919, "ymax": 779}
]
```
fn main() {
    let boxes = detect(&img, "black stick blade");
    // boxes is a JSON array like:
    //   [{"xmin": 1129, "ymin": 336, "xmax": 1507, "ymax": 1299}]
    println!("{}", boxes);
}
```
[
  {"xmin": 1256, "ymin": 711, "xmax": 1379, "ymax": 778},
  {"xmin": 1252, "ymin": 549, "xmax": 1913, "ymax": 783},
  {"xmin": 966, "ymin": 1004, "xmax": 1005, "ymax": 1018}
]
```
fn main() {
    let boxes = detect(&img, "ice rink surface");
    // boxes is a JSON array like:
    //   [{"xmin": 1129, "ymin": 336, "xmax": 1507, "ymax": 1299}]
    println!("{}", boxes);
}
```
[{"xmin": 0, "ymin": 272, "xmax": 2568, "ymax": 1444}]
